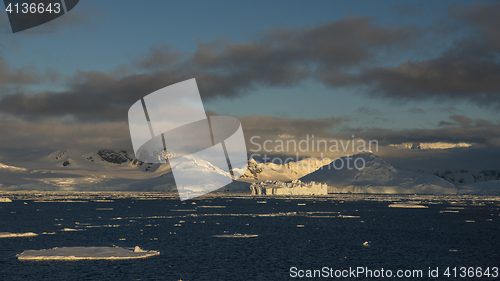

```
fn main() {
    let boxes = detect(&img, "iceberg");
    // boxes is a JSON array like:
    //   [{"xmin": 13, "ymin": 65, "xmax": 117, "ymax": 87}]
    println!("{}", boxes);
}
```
[
  {"xmin": 250, "ymin": 179, "xmax": 328, "ymax": 195},
  {"xmin": 16, "ymin": 246, "xmax": 160, "ymax": 260},
  {"xmin": 0, "ymin": 197, "xmax": 12, "ymax": 202}
]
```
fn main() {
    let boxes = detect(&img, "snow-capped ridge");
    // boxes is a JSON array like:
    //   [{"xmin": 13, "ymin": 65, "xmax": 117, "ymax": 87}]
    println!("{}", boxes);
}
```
[
  {"xmin": 240, "ymin": 157, "xmax": 332, "ymax": 182},
  {"xmin": 300, "ymin": 152, "xmax": 457, "ymax": 194}
]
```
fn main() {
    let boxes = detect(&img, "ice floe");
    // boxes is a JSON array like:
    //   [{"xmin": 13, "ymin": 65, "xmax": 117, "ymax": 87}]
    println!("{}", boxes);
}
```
[
  {"xmin": 61, "ymin": 228, "xmax": 81, "ymax": 232},
  {"xmin": 0, "ymin": 232, "xmax": 37, "ymax": 238},
  {"xmin": 16, "ymin": 246, "xmax": 160, "ymax": 260},
  {"xmin": 388, "ymin": 203, "xmax": 428, "ymax": 208},
  {"xmin": 212, "ymin": 233, "xmax": 258, "ymax": 238},
  {"xmin": 0, "ymin": 197, "xmax": 12, "ymax": 202}
]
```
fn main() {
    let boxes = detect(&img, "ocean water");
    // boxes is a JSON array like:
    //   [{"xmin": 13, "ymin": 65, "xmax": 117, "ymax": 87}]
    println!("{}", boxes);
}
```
[{"xmin": 1, "ymin": 194, "xmax": 499, "ymax": 280}]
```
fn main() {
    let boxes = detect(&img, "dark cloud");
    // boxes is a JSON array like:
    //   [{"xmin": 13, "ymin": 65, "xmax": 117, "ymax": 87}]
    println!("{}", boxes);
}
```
[
  {"xmin": 0, "ymin": 116, "xmax": 131, "ymax": 151},
  {"xmin": 0, "ymin": 56, "xmax": 42, "ymax": 85},
  {"xmin": 238, "ymin": 114, "xmax": 500, "ymax": 152},
  {"xmin": 0, "ymin": 16, "xmax": 420, "ymax": 121},
  {"xmin": 355, "ymin": 55, "xmax": 500, "ymax": 104},
  {"xmin": 0, "ymin": 2, "xmax": 499, "ymax": 122},
  {"xmin": 321, "ymin": 2, "xmax": 500, "ymax": 107},
  {"xmin": 348, "ymin": 115, "xmax": 500, "ymax": 147},
  {"xmin": 193, "ymin": 17, "xmax": 418, "ymax": 70},
  {"xmin": 448, "ymin": 2, "xmax": 500, "ymax": 53},
  {"xmin": 384, "ymin": 146, "xmax": 500, "ymax": 171},
  {"xmin": 240, "ymin": 115, "xmax": 346, "ymax": 140}
]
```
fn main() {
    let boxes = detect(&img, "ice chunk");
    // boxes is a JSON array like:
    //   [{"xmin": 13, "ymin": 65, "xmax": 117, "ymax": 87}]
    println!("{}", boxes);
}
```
[
  {"xmin": 0, "ymin": 197, "xmax": 12, "ymax": 202},
  {"xmin": 61, "ymin": 228, "xmax": 81, "ymax": 232},
  {"xmin": 0, "ymin": 232, "xmax": 37, "ymax": 238},
  {"xmin": 134, "ymin": 246, "xmax": 147, "ymax": 252},
  {"xmin": 212, "ymin": 233, "xmax": 258, "ymax": 238},
  {"xmin": 388, "ymin": 203, "xmax": 428, "ymax": 208},
  {"xmin": 16, "ymin": 246, "xmax": 159, "ymax": 260},
  {"xmin": 339, "ymin": 215, "xmax": 360, "ymax": 218}
]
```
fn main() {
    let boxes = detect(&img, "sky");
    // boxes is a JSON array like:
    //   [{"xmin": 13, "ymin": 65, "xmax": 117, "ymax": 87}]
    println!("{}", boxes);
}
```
[{"xmin": 0, "ymin": 0, "xmax": 500, "ymax": 171}]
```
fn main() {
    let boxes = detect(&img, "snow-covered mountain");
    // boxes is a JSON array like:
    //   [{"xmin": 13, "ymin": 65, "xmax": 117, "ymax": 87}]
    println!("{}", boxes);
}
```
[
  {"xmin": 47, "ymin": 149, "xmax": 157, "ymax": 172},
  {"xmin": 2, "ymin": 149, "xmax": 499, "ymax": 195},
  {"xmin": 239, "ymin": 157, "xmax": 332, "ymax": 182},
  {"xmin": 300, "ymin": 152, "xmax": 457, "ymax": 194}
]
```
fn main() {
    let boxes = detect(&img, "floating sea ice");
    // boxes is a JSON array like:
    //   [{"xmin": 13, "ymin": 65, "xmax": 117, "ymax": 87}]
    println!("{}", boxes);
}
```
[
  {"xmin": 0, "ymin": 232, "xmax": 37, "ymax": 238},
  {"xmin": 0, "ymin": 197, "xmax": 12, "ymax": 202},
  {"xmin": 61, "ymin": 228, "xmax": 81, "ymax": 232},
  {"xmin": 212, "ymin": 233, "xmax": 258, "ymax": 238},
  {"xmin": 16, "ymin": 246, "xmax": 160, "ymax": 260},
  {"xmin": 388, "ymin": 203, "xmax": 428, "ymax": 209}
]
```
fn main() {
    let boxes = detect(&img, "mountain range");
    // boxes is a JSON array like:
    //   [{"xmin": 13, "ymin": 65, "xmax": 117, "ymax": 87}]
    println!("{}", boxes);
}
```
[{"xmin": 0, "ymin": 149, "xmax": 499, "ymax": 195}]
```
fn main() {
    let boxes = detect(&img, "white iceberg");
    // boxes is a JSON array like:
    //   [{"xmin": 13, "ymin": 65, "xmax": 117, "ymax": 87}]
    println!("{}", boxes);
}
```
[
  {"xmin": 16, "ymin": 246, "xmax": 160, "ymax": 260},
  {"xmin": 0, "ymin": 197, "xmax": 13, "ymax": 202},
  {"xmin": 250, "ymin": 179, "xmax": 328, "ymax": 195},
  {"xmin": 0, "ymin": 232, "xmax": 38, "ymax": 238}
]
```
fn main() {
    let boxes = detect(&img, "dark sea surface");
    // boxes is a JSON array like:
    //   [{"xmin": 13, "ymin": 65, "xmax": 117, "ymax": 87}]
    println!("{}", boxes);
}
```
[{"xmin": 0, "ymin": 193, "xmax": 499, "ymax": 280}]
